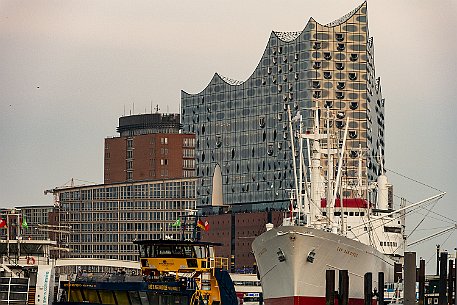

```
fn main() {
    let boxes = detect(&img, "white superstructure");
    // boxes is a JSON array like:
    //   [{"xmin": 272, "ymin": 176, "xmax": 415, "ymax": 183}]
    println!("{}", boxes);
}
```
[{"xmin": 252, "ymin": 105, "xmax": 444, "ymax": 305}]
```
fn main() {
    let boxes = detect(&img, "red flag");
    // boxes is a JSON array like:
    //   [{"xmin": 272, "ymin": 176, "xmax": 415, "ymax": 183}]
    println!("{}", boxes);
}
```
[
  {"xmin": 0, "ymin": 219, "xmax": 6, "ymax": 228},
  {"xmin": 197, "ymin": 219, "xmax": 209, "ymax": 231}
]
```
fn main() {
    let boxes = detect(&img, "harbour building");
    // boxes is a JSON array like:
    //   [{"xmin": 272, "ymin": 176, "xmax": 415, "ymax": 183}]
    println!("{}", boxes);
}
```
[
  {"xmin": 44, "ymin": 112, "xmax": 198, "ymax": 261},
  {"xmin": 181, "ymin": 2, "xmax": 385, "ymax": 211},
  {"xmin": 50, "ymin": 178, "xmax": 196, "ymax": 261},
  {"xmin": 0, "ymin": 206, "xmax": 53, "ymax": 241},
  {"xmin": 104, "ymin": 113, "xmax": 196, "ymax": 184}
]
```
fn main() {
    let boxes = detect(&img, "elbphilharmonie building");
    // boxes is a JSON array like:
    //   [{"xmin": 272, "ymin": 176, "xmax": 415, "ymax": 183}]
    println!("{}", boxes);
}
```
[{"xmin": 182, "ymin": 2, "xmax": 385, "ymax": 211}]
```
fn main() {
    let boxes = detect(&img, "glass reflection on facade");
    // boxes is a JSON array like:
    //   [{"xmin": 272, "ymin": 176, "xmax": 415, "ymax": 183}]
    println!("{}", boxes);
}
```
[{"xmin": 182, "ymin": 3, "xmax": 385, "ymax": 209}]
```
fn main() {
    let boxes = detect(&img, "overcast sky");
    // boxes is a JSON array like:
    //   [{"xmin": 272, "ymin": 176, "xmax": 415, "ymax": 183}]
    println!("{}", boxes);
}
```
[{"xmin": 1, "ymin": 0, "xmax": 456, "ymax": 267}]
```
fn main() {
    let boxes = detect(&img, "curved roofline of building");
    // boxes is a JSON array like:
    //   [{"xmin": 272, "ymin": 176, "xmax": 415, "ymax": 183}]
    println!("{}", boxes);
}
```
[{"xmin": 182, "ymin": 2, "xmax": 366, "ymax": 95}]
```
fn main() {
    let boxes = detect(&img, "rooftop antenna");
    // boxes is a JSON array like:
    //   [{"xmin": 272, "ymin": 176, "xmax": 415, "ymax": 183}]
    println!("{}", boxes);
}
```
[
  {"xmin": 155, "ymin": 105, "xmax": 160, "ymax": 113},
  {"xmin": 150, "ymin": 100, "xmax": 153, "ymax": 114},
  {"xmin": 133, "ymin": 102, "xmax": 135, "ymax": 115},
  {"xmin": 123, "ymin": 104, "xmax": 125, "ymax": 116}
]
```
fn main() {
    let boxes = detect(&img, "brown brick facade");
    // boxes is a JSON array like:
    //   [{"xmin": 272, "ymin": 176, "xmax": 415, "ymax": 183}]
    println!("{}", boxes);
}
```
[
  {"xmin": 104, "ymin": 133, "xmax": 195, "ymax": 183},
  {"xmin": 200, "ymin": 211, "xmax": 284, "ymax": 271}
]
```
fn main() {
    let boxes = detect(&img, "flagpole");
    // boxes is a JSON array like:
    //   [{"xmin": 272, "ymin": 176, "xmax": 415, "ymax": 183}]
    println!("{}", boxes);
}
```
[{"xmin": 6, "ymin": 213, "xmax": 10, "ymax": 260}]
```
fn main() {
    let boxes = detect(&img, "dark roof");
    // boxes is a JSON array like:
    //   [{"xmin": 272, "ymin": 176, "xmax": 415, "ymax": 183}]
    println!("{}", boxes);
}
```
[{"xmin": 133, "ymin": 239, "xmax": 222, "ymax": 247}]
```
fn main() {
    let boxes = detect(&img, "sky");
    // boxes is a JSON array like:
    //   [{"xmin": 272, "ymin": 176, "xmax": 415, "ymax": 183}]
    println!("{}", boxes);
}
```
[{"xmin": 1, "ymin": 0, "xmax": 456, "ymax": 269}]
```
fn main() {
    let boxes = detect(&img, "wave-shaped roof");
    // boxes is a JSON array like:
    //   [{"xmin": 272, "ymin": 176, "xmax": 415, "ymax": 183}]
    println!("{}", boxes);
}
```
[
  {"xmin": 274, "ymin": 31, "xmax": 302, "ymax": 42},
  {"xmin": 325, "ymin": 2, "xmax": 364, "ymax": 27},
  {"xmin": 219, "ymin": 74, "xmax": 244, "ymax": 86},
  {"xmin": 184, "ymin": 2, "xmax": 366, "ymax": 94}
]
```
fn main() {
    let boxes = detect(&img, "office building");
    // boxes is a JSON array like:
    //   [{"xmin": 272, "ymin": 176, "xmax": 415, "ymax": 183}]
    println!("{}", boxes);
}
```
[
  {"xmin": 0, "ymin": 206, "xmax": 53, "ymax": 241},
  {"xmin": 181, "ymin": 2, "xmax": 385, "ymax": 210},
  {"xmin": 51, "ymin": 178, "xmax": 197, "ymax": 261},
  {"xmin": 104, "ymin": 113, "xmax": 196, "ymax": 183}
]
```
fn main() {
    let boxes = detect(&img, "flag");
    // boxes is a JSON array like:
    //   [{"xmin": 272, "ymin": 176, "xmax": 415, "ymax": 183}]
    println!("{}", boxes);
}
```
[
  {"xmin": 0, "ymin": 219, "xmax": 6, "ymax": 228},
  {"xmin": 197, "ymin": 219, "xmax": 209, "ymax": 231},
  {"xmin": 22, "ymin": 216, "xmax": 28, "ymax": 229},
  {"xmin": 171, "ymin": 218, "xmax": 181, "ymax": 227}
]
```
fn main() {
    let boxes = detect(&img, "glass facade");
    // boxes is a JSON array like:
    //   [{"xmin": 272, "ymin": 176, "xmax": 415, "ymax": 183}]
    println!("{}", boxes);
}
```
[
  {"xmin": 181, "ymin": 3, "xmax": 384, "ymax": 208},
  {"xmin": 56, "ymin": 178, "xmax": 197, "ymax": 261}
]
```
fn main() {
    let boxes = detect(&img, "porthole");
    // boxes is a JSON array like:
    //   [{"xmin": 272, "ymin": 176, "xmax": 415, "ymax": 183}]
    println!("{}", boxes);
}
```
[
  {"xmin": 336, "ymin": 120, "xmax": 345, "ymax": 129},
  {"xmin": 336, "ymin": 111, "xmax": 345, "ymax": 119},
  {"xmin": 337, "ymin": 43, "xmax": 345, "ymax": 51},
  {"xmin": 349, "ymin": 73, "xmax": 357, "ymax": 80},
  {"xmin": 336, "ymin": 33, "xmax": 344, "ymax": 41},
  {"xmin": 349, "ymin": 130, "xmax": 357, "ymax": 139},
  {"xmin": 323, "ymin": 71, "xmax": 332, "ymax": 79},
  {"xmin": 325, "ymin": 100, "xmax": 333, "ymax": 108},
  {"xmin": 324, "ymin": 52, "xmax": 332, "ymax": 60},
  {"xmin": 350, "ymin": 54, "xmax": 358, "ymax": 61},
  {"xmin": 350, "ymin": 101, "xmax": 359, "ymax": 110},
  {"xmin": 313, "ymin": 42, "xmax": 321, "ymax": 50},
  {"xmin": 313, "ymin": 91, "xmax": 321, "ymax": 99},
  {"xmin": 336, "ymin": 91, "xmax": 344, "ymax": 99}
]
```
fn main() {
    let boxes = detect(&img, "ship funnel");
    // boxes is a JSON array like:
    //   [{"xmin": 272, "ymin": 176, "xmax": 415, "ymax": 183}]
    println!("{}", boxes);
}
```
[{"xmin": 266, "ymin": 223, "xmax": 274, "ymax": 231}]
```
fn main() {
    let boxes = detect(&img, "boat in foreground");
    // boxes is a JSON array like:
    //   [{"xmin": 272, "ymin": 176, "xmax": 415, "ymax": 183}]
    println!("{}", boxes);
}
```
[{"xmin": 55, "ymin": 239, "xmax": 237, "ymax": 305}]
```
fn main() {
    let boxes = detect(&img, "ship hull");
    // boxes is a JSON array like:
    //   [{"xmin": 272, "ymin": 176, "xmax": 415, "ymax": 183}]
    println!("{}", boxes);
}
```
[{"xmin": 252, "ymin": 226, "xmax": 396, "ymax": 305}]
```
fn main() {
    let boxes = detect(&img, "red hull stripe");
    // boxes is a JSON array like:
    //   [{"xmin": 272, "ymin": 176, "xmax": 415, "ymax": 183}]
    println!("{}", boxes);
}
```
[{"xmin": 264, "ymin": 296, "xmax": 367, "ymax": 305}]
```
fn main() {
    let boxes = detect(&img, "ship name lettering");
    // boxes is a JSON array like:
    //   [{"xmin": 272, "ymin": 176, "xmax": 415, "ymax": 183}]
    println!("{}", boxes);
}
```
[
  {"xmin": 336, "ymin": 247, "xmax": 358, "ymax": 257},
  {"xmin": 149, "ymin": 284, "xmax": 180, "ymax": 291}
]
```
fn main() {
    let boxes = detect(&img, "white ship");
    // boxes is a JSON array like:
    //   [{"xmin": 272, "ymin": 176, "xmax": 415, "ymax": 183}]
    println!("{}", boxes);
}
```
[
  {"xmin": 252, "ymin": 106, "xmax": 445, "ymax": 305},
  {"xmin": 0, "ymin": 210, "xmax": 57, "ymax": 305}
]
